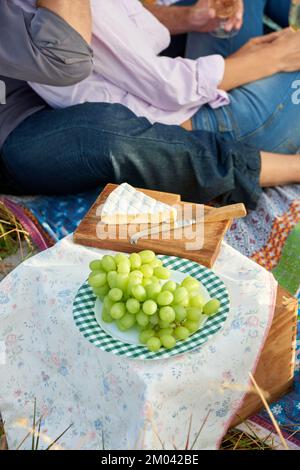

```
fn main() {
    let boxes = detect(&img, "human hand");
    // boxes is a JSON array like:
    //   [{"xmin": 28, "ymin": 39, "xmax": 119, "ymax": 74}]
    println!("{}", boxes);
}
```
[
  {"xmin": 188, "ymin": 0, "xmax": 243, "ymax": 33},
  {"xmin": 229, "ymin": 30, "xmax": 283, "ymax": 58},
  {"xmin": 270, "ymin": 28, "xmax": 300, "ymax": 72}
]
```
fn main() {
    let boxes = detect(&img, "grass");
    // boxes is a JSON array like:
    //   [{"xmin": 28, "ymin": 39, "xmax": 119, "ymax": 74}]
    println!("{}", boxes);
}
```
[
  {"xmin": 0, "ymin": 200, "xmax": 34, "ymax": 276},
  {"xmin": 220, "ymin": 428, "xmax": 274, "ymax": 450},
  {"xmin": 0, "ymin": 400, "xmax": 73, "ymax": 451}
]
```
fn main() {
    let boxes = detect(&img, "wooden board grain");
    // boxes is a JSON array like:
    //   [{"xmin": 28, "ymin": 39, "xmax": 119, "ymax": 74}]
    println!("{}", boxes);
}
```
[
  {"xmin": 229, "ymin": 285, "xmax": 298, "ymax": 428},
  {"xmin": 74, "ymin": 184, "xmax": 232, "ymax": 268}
]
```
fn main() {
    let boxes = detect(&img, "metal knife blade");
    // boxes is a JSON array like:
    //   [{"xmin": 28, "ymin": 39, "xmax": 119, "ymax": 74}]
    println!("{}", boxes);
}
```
[{"xmin": 130, "ymin": 219, "xmax": 196, "ymax": 245}]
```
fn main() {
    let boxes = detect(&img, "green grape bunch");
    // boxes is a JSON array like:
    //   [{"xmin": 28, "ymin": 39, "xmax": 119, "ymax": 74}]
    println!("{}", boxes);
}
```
[{"xmin": 88, "ymin": 251, "xmax": 220, "ymax": 353}]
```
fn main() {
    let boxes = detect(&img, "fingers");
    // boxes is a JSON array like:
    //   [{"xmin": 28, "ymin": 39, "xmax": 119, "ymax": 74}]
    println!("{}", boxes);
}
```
[
  {"xmin": 224, "ymin": 0, "xmax": 244, "ymax": 32},
  {"xmin": 251, "ymin": 30, "xmax": 282, "ymax": 44},
  {"xmin": 189, "ymin": 2, "xmax": 218, "ymax": 32}
]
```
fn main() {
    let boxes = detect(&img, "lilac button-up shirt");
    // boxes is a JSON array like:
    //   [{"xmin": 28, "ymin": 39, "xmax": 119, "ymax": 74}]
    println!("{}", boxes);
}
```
[{"xmin": 28, "ymin": 0, "xmax": 230, "ymax": 125}]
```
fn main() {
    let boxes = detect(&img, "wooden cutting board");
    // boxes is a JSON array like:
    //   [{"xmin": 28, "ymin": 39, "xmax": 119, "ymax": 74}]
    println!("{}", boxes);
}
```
[{"xmin": 74, "ymin": 184, "xmax": 233, "ymax": 268}]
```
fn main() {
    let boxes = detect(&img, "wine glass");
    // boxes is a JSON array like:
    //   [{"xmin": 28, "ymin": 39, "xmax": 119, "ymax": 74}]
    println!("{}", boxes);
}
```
[
  {"xmin": 289, "ymin": 0, "xmax": 300, "ymax": 31},
  {"xmin": 209, "ymin": 0, "xmax": 239, "ymax": 39}
]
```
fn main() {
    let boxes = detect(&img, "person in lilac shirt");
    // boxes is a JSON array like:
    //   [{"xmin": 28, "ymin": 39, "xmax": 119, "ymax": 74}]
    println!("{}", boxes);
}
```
[{"xmin": 26, "ymin": 0, "xmax": 300, "ymax": 158}]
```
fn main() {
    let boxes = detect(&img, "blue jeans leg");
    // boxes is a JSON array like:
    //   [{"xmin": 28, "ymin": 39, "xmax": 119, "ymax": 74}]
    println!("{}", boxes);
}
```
[
  {"xmin": 193, "ymin": 70, "xmax": 300, "ymax": 153},
  {"xmin": 265, "ymin": 0, "xmax": 291, "ymax": 27},
  {"xmin": 0, "ymin": 102, "xmax": 262, "ymax": 207}
]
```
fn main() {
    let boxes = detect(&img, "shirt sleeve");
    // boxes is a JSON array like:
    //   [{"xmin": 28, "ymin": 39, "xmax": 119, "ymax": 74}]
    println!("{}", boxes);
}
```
[
  {"xmin": 90, "ymin": 0, "xmax": 229, "ymax": 112},
  {"xmin": 0, "ymin": 2, "xmax": 93, "ymax": 86}
]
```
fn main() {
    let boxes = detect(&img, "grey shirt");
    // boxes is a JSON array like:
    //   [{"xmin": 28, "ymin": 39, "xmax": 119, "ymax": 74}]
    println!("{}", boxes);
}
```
[{"xmin": 0, "ymin": 1, "xmax": 93, "ymax": 150}]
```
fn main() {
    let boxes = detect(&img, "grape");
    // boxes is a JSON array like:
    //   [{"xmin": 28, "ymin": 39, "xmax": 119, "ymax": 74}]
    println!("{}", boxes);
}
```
[
  {"xmin": 127, "ymin": 278, "xmax": 142, "ymax": 296},
  {"xmin": 173, "ymin": 305, "xmax": 187, "ymax": 323},
  {"xmin": 93, "ymin": 284, "xmax": 109, "ymax": 299},
  {"xmin": 149, "ymin": 314, "xmax": 159, "ymax": 326},
  {"xmin": 159, "ymin": 306, "xmax": 175, "ymax": 323},
  {"xmin": 159, "ymin": 320, "xmax": 171, "ymax": 329},
  {"xmin": 162, "ymin": 281, "xmax": 177, "ymax": 293},
  {"xmin": 110, "ymin": 302, "xmax": 126, "ymax": 319},
  {"xmin": 132, "ymin": 285, "xmax": 147, "ymax": 302},
  {"xmin": 88, "ymin": 272, "xmax": 107, "ymax": 288},
  {"xmin": 126, "ymin": 298, "xmax": 140, "ymax": 314},
  {"xmin": 139, "ymin": 250, "xmax": 155, "ymax": 264},
  {"xmin": 140, "ymin": 264, "xmax": 154, "ymax": 278},
  {"xmin": 150, "ymin": 258, "xmax": 163, "ymax": 269},
  {"xmin": 181, "ymin": 276, "xmax": 200, "ymax": 293},
  {"xmin": 117, "ymin": 313, "xmax": 136, "ymax": 331},
  {"xmin": 89, "ymin": 260, "xmax": 103, "ymax": 272},
  {"xmin": 108, "ymin": 288, "xmax": 123, "ymax": 302},
  {"xmin": 184, "ymin": 320, "xmax": 200, "ymax": 333},
  {"xmin": 173, "ymin": 287, "xmax": 189, "ymax": 306},
  {"xmin": 114, "ymin": 253, "xmax": 128, "ymax": 264},
  {"xmin": 158, "ymin": 328, "xmax": 173, "ymax": 338},
  {"xmin": 186, "ymin": 307, "xmax": 203, "ymax": 322},
  {"xmin": 103, "ymin": 295, "xmax": 114, "ymax": 311},
  {"xmin": 102, "ymin": 308, "xmax": 114, "ymax": 323},
  {"xmin": 154, "ymin": 267, "xmax": 170, "ymax": 280},
  {"xmin": 145, "ymin": 282, "xmax": 161, "ymax": 300},
  {"xmin": 107, "ymin": 271, "xmax": 118, "ymax": 289},
  {"xmin": 203, "ymin": 299, "xmax": 220, "ymax": 316},
  {"xmin": 129, "ymin": 270, "xmax": 143, "ymax": 281},
  {"xmin": 160, "ymin": 335, "xmax": 176, "ymax": 349},
  {"xmin": 142, "ymin": 300, "xmax": 158, "ymax": 316},
  {"xmin": 139, "ymin": 329, "xmax": 155, "ymax": 344},
  {"xmin": 147, "ymin": 337, "xmax": 161, "ymax": 352},
  {"xmin": 115, "ymin": 274, "xmax": 128, "ymax": 291},
  {"xmin": 174, "ymin": 326, "xmax": 190, "ymax": 340},
  {"xmin": 90, "ymin": 250, "xmax": 209, "ymax": 351},
  {"xmin": 136, "ymin": 312, "xmax": 150, "ymax": 327},
  {"xmin": 157, "ymin": 291, "xmax": 174, "ymax": 306},
  {"xmin": 117, "ymin": 260, "xmax": 130, "ymax": 275},
  {"xmin": 101, "ymin": 255, "xmax": 117, "ymax": 272},
  {"xmin": 142, "ymin": 278, "xmax": 152, "ymax": 287},
  {"xmin": 189, "ymin": 294, "xmax": 205, "ymax": 309},
  {"xmin": 129, "ymin": 253, "xmax": 142, "ymax": 269}
]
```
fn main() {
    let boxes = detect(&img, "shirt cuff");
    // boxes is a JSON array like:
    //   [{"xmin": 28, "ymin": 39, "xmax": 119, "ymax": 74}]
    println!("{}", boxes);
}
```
[
  {"xmin": 196, "ymin": 55, "xmax": 230, "ymax": 109},
  {"xmin": 30, "ymin": 7, "xmax": 93, "ymax": 64}
]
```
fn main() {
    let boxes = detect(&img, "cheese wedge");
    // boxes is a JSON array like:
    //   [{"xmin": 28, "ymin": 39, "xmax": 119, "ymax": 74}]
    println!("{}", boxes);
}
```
[{"xmin": 101, "ymin": 183, "xmax": 177, "ymax": 225}]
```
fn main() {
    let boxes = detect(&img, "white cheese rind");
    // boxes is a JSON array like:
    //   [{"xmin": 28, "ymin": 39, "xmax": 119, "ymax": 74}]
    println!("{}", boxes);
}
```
[{"xmin": 101, "ymin": 183, "xmax": 177, "ymax": 225}]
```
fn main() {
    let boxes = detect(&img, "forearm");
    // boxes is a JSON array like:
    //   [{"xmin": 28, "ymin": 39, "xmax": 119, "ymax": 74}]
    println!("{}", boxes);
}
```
[
  {"xmin": 37, "ymin": 0, "xmax": 92, "ymax": 44},
  {"xmin": 260, "ymin": 152, "xmax": 300, "ymax": 187},
  {"xmin": 220, "ymin": 49, "xmax": 277, "ymax": 91},
  {"xmin": 145, "ymin": 4, "xmax": 191, "ymax": 35}
]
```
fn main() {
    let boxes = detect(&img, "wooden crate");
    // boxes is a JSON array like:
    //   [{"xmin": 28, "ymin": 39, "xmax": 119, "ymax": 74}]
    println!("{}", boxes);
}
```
[{"xmin": 230, "ymin": 286, "xmax": 298, "ymax": 427}]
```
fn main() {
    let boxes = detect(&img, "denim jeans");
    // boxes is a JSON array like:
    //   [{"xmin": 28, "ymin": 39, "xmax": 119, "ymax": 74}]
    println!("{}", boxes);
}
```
[
  {"xmin": 0, "ymin": 102, "xmax": 262, "ymax": 208},
  {"xmin": 181, "ymin": 0, "xmax": 299, "ymax": 153}
]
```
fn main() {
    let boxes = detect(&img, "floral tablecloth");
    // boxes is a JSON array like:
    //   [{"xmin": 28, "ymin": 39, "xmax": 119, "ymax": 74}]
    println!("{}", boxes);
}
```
[{"xmin": 0, "ymin": 236, "xmax": 277, "ymax": 450}]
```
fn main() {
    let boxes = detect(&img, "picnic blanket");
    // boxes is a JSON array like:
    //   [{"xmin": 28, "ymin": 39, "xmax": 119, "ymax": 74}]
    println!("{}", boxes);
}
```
[{"xmin": 2, "ymin": 183, "xmax": 300, "ymax": 448}]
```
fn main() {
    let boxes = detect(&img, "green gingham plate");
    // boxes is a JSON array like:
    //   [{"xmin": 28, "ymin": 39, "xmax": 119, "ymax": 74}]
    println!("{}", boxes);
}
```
[{"xmin": 73, "ymin": 255, "xmax": 230, "ymax": 360}]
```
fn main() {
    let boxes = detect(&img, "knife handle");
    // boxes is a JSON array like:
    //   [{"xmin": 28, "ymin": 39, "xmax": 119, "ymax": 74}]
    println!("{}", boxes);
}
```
[{"xmin": 204, "ymin": 203, "xmax": 247, "ymax": 222}]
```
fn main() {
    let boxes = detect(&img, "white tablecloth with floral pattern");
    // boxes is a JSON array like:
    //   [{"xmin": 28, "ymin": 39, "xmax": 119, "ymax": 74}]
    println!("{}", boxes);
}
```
[{"xmin": 0, "ymin": 236, "xmax": 277, "ymax": 450}]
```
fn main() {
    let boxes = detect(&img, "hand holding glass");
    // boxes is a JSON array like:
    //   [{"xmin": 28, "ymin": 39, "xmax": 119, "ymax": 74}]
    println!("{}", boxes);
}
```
[{"xmin": 210, "ymin": 0, "xmax": 239, "ymax": 39}]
